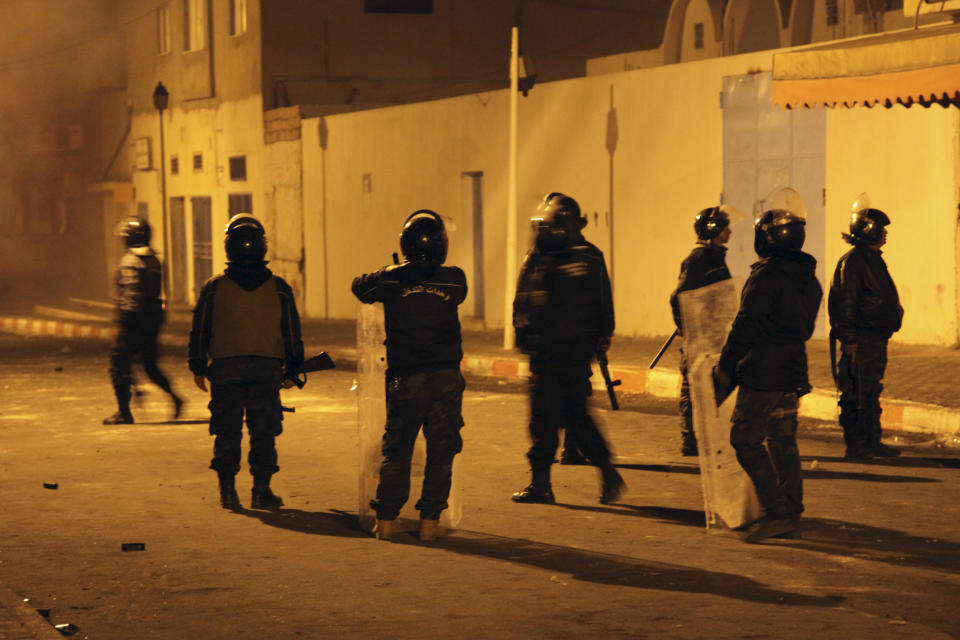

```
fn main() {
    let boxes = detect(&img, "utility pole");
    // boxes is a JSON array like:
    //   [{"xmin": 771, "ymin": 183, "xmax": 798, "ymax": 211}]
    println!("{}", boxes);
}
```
[
  {"xmin": 153, "ymin": 82, "xmax": 170, "ymax": 306},
  {"xmin": 503, "ymin": 26, "xmax": 519, "ymax": 349}
]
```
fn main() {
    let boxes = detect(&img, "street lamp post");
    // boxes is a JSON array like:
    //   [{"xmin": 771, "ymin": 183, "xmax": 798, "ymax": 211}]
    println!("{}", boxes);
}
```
[{"xmin": 153, "ymin": 81, "xmax": 171, "ymax": 305}]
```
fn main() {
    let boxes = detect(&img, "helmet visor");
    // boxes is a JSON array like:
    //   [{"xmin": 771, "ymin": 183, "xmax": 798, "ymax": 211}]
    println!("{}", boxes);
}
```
[
  {"xmin": 850, "ymin": 192, "xmax": 872, "ymax": 214},
  {"xmin": 761, "ymin": 187, "xmax": 807, "ymax": 221}
]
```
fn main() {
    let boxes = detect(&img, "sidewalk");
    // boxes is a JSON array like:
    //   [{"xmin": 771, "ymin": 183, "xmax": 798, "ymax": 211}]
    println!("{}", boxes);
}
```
[
  {"xmin": 4, "ymin": 305, "xmax": 960, "ymax": 441},
  {"xmin": 0, "ymin": 583, "xmax": 67, "ymax": 640}
]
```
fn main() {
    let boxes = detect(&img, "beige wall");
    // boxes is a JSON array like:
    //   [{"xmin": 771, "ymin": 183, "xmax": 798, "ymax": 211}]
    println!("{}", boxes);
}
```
[
  {"xmin": 826, "ymin": 106, "xmax": 960, "ymax": 345},
  {"xmin": 302, "ymin": 48, "xmax": 960, "ymax": 346}
]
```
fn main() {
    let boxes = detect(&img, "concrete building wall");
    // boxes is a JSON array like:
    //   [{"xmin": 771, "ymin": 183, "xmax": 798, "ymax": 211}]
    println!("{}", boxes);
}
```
[
  {"xmin": 825, "ymin": 106, "xmax": 960, "ymax": 345},
  {"xmin": 124, "ymin": 0, "xmax": 279, "ymax": 304},
  {"xmin": 260, "ymin": 0, "xmax": 670, "ymax": 113},
  {"xmin": 302, "ymin": 49, "xmax": 959, "ymax": 346}
]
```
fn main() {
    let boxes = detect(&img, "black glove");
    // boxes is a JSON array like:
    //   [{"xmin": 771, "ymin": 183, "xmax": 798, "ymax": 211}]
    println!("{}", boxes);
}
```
[{"xmin": 712, "ymin": 364, "xmax": 736, "ymax": 407}]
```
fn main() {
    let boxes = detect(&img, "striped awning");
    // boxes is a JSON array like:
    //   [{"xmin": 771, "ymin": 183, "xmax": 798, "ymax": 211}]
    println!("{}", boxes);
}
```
[{"xmin": 772, "ymin": 24, "xmax": 960, "ymax": 108}]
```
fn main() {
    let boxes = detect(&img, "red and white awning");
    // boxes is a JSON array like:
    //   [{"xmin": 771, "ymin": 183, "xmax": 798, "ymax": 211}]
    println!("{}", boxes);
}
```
[{"xmin": 772, "ymin": 24, "xmax": 960, "ymax": 108}]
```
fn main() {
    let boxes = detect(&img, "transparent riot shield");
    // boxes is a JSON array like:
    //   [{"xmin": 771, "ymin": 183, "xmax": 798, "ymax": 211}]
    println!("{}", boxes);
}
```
[
  {"xmin": 356, "ymin": 303, "xmax": 463, "ymax": 533},
  {"xmin": 677, "ymin": 278, "xmax": 761, "ymax": 531}
]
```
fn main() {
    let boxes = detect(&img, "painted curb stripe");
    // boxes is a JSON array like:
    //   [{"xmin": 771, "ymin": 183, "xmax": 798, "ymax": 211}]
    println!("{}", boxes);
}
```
[{"xmin": 4, "ymin": 315, "xmax": 959, "ymax": 436}]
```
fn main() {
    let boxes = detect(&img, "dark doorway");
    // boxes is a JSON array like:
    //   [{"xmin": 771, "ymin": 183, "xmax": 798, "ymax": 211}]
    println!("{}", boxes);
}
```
[
  {"xmin": 169, "ymin": 197, "xmax": 188, "ymax": 304},
  {"xmin": 191, "ymin": 196, "xmax": 213, "ymax": 298}
]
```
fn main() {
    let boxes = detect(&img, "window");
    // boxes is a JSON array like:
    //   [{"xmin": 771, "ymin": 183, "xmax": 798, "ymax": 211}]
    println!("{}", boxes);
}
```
[
  {"xmin": 228, "ymin": 193, "xmax": 253, "ymax": 216},
  {"xmin": 137, "ymin": 202, "xmax": 149, "ymax": 219},
  {"xmin": 364, "ymin": 0, "xmax": 433, "ymax": 14},
  {"xmin": 157, "ymin": 4, "xmax": 171, "ymax": 54},
  {"xmin": 826, "ymin": 0, "xmax": 839, "ymax": 25},
  {"xmin": 694, "ymin": 22, "xmax": 704, "ymax": 49},
  {"xmin": 170, "ymin": 155, "xmax": 179, "ymax": 175},
  {"xmin": 183, "ymin": 0, "xmax": 206, "ymax": 51},
  {"xmin": 229, "ymin": 0, "xmax": 247, "ymax": 35},
  {"xmin": 193, "ymin": 152, "xmax": 203, "ymax": 171},
  {"xmin": 229, "ymin": 156, "xmax": 247, "ymax": 180}
]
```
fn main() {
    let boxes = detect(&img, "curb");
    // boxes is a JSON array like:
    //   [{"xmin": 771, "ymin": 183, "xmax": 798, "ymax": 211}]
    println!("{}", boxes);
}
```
[
  {"xmin": 0, "ymin": 316, "xmax": 187, "ymax": 347},
  {"xmin": 457, "ymin": 353, "xmax": 960, "ymax": 438},
  {"xmin": 0, "ymin": 582, "xmax": 66, "ymax": 640},
  {"xmin": 5, "ymin": 315, "xmax": 959, "ymax": 438}
]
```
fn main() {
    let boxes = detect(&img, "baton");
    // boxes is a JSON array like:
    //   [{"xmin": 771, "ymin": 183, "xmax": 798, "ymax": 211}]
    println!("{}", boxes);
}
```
[
  {"xmin": 649, "ymin": 328, "xmax": 679, "ymax": 369},
  {"xmin": 596, "ymin": 348, "xmax": 621, "ymax": 410}
]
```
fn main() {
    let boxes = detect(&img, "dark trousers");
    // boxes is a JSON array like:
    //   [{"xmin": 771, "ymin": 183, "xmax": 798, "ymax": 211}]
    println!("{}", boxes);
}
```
[
  {"xmin": 371, "ymin": 368, "xmax": 465, "ymax": 521},
  {"xmin": 729, "ymin": 387, "xmax": 803, "ymax": 519},
  {"xmin": 207, "ymin": 358, "xmax": 283, "ymax": 479},
  {"xmin": 109, "ymin": 312, "xmax": 174, "ymax": 412},
  {"xmin": 837, "ymin": 338, "xmax": 887, "ymax": 448},
  {"xmin": 526, "ymin": 359, "xmax": 613, "ymax": 472},
  {"xmin": 678, "ymin": 344, "xmax": 695, "ymax": 443}
]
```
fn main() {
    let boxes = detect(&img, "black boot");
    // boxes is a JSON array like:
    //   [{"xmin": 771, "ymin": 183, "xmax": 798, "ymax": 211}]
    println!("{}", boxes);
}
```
[
  {"xmin": 171, "ymin": 394, "xmax": 184, "ymax": 420},
  {"xmin": 512, "ymin": 468, "xmax": 555, "ymax": 504},
  {"xmin": 600, "ymin": 466, "xmax": 626, "ymax": 504},
  {"xmin": 251, "ymin": 475, "xmax": 283, "ymax": 509},
  {"xmin": 103, "ymin": 410, "xmax": 134, "ymax": 425},
  {"xmin": 218, "ymin": 473, "xmax": 240, "ymax": 510},
  {"xmin": 867, "ymin": 440, "xmax": 901, "ymax": 457},
  {"xmin": 744, "ymin": 511, "xmax": 800, "ymax": 543},
  {"xmin": 844, "ymin": 442, "xmax": 874, "ymax": 459}
]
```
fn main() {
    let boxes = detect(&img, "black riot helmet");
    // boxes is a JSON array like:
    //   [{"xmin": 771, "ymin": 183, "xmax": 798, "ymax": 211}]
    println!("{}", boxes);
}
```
[
  {"xmin": 400, "ymin": 210, "xmax": 448, "ymax": 266},
  {"xmin": 754, "ymin": 188, "xmax": 807, "ymax": 257},
  {"xmin": 693, "ymin": 206, "xmax": 730, "ymax": 241},
  {"xmin": 843, "ymin": 193, "xmax": 890, "ymax": 245},
  {"xmin": 531, "ymin": 192, "xmax": 586, "ymax": 252},
  {"xmin": 224, "ymin": 213, "xmax": 267, "ymax": 264},
  {"xmin": 119, "ymin": 217, "xmax": 151, "ymax": 247}
]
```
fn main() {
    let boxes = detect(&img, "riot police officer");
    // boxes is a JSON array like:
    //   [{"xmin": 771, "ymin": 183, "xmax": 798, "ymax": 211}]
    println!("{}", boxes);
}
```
[
  {"xmin": 189, "ymin": 214, "xmax": 304, "ymax": 510},
  {"xmin": 512, "ymin": 192, "xmax": 625, "ymax": 505},
  {"xmin": 352, "ymin": 210, "xmax": 467, "ymax": 542},
  {"xmin": 669, "ymin": 205, "xmax": 733, "ymax": 456},
  {"xmin": 828, "ymin": 194, "xmax": 903, "ymax": 459},
  {"xmin": 714, "ymin": 188, "xmax": 822, "ymax": 542},
  {"xmin": 104, "ymin": 217, "xmax": 182, "ymax": 425}
]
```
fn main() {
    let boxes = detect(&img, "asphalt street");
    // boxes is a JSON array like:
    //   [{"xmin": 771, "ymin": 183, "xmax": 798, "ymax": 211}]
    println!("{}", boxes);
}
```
[{"xmin": 1, "ymin": 334, "xmax": 959, "ymax": 639}]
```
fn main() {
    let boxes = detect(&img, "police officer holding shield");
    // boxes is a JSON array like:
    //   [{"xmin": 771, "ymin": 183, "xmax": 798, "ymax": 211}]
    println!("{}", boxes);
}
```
[
  {"xmin": 669, "ymin": 205, "xmax": 733, "ymax": 456},
  {"xmin": 352, "ymin": 210, "xmax": 467, "ymax": 542},
  {"xmin": 714, "ymin": 188, "xmax": 822, "ymax": 542}
]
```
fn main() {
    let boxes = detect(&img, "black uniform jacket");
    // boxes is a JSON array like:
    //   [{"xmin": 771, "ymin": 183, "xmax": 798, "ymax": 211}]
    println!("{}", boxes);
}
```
[
  {"xmin": 669, "ymin": 244, "xmax": 731, "ymax": 332},
  {"xmin": 828, "ymin": 245, "xmax": 903, "ymax": 344},
  {"xmin": 513, "ymin": 238, "xmax": 615, "ymax": 364},
  {"xmin": 352, "ymin": 262, "xmax": 467, "ymax": 375},
  {"xmin": 188, "ymin": 264, "xmax": 304, "ymax": 379},
  {"xmin": 718, "ymin": 250, "xmax": 822, "ymax": 393},
  {"xmin": 115, "ymin": 247, "xmax": 163, "ymax": 315}
]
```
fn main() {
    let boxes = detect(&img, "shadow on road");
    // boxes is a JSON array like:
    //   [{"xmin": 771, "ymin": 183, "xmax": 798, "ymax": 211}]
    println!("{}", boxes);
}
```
[
  {"xmin": 236, "ymin": 507, "xmax": 369, "ymax": 539},
  {"xmin": 398, "ymin": 530, "xmax": 844, "ymax": 607},
  {"xmin": 801, "ymin": 455, "xmax": 960, "ymax": 469},
  {"xmin": 615, "ymin": 461, "xmax": 938, "ymax": 483},
  {"xmin": 614, "ymin": 462, "xmax": 699, "ymax": 474},
  {"xmin": 791, "ymin": 517, "xmax": 960, "ymax": 574},
  {"xmin": 554, "ymin": 502, "xmax": 707, "ymax": 528}
]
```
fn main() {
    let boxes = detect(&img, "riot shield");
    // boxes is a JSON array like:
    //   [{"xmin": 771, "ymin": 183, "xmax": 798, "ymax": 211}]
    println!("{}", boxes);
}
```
[
  {"xmin": 356, "ymin": 302, "xmax": 463, "ymax": 533},
  {"xmin": 677, "ymin": 278, "xmax": 761, "ymax": 531}
]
